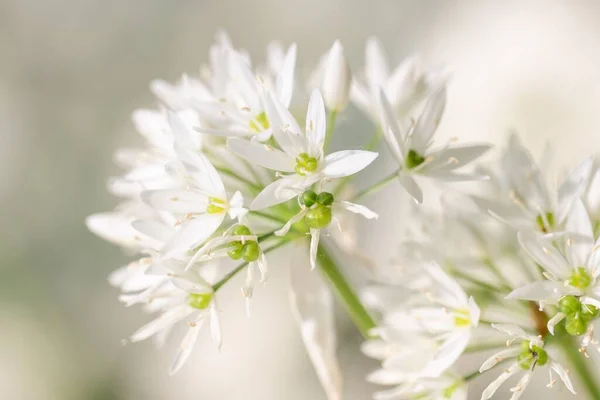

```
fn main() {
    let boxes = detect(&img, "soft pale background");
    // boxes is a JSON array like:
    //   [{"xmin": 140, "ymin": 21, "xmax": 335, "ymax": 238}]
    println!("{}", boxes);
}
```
[{"xmin": 2, "ymin": 1, "xmax": 600, "ymax": 399}]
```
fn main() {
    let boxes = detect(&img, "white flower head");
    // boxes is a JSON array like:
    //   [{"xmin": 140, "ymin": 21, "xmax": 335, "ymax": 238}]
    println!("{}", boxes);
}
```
[
  {"xmin": 378, "ymin": 88, "xmax": 491, "ymax": 203},
  {"xmin": 479, "ymin": 324, "xmax": 575, "ymax": 400},
  {"xmin": 227, "ymin": 89, "xmax": 378, "ymax": 210}
]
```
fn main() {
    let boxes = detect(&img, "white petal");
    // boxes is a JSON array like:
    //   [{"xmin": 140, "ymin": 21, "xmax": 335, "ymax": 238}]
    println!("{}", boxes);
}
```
[
  {"xmin": 131, "ymin": 305, "xmax": 192, "ymax": 342},
  {"xmin": 377, "ymin": 89, "xmax": 405, "ymax": 163},
  {"xmin": 85, "ymin": 213, "xmax": 140, "ymax": 248},
  {"xmin": 397, "ymin": 172, "xmax": 423, "ymax": 203},
  {"xmin": 310, "ymin": 228, "xmax": 321, "ymax": 270},
  {"xmin": 161, "ymin": 213, "xmax": 224, "ymax": 257},
  {"xmin": 227, "ymin": 138, "xmax": 295, "ymax": 172},
  {"xmin": 169, "ymin": 317, "xmax": 204, "ymax": 375},
  {"xmin": 365, "ymin": 37, "xmax": 389, "ymax": 90},
  {"xmin": 410, "ymin": 87, "xmax": 446, "ymax": 154},
  {"xmin": 290, "ymin": 244, "xmax": 342, "ymax": 400},
  {"xmin": 141, "ymin": 189, "xmax": 208, "ymax": 214},
  {"xmin": 426, "ymin": 144, "xmax": 491, "ymax": 172},
  {"xmin": 322, "ymin": 150, "xmax": 378, "ymax": 179},
  {"xmin": 468, "ymin": 296, "xmax": 481, "ymax": 327},
  {"xmin": 337, "ymin": 201, "xmax": 378, "ymax": 219},
  {"xmin": 491, "ymin": 324, "xmax": 541, "ymax": 345},
  {"xmin": 550, "ymin": 361, "xmax": 577, "ymax": 394},
  {"xmin": 518, "ymin": 231, "xmax": 571, "ymax": 278},
  {"xmin": 421, "ymin": 331, "xmax": 469, "ymax": 377},
  {"xmin": 210, "ymin": 302, "xmax": 222, "ymax": 350},
  {"xmin": 481, "ymin": 363, "xmax": 520, "ymax": 400},
  {"xmin": 479, "ymin": 348, "xmax": 521, "ymax": 372},
  {"xmin": 557, "ymin": 157, "xmax": 593, "ymax": 222},
  {"xmin": 507, "ymin": 281, "xmax": 566, "ymax": 302},
  {"xmin": 306, "ymin": 89, "xmax": 327, "ymax": 157},
  {"xmin": 263, "ymin": 91, "xmax": 303, "ymax": 154},
  {"xmin": 509, "ymin": 371, "xmax": 532, "ymax": 400},
  {"xmin": 565, "ymin": 198, "xmax": 594, "ymax": 267},
  {"xmin": 131, "ymin": 219, "xmax": 173, "ymax": 243},
  {"xmin": 175, "ymin": 146, "xmax": 225, "ymax": 196},
  {"xmin": 250, "ymin": 178, "xmax": 302, "ymax": 210},
  {"xmin": 276, "ymin": 43, "xmax": 296, "ymax": 107}
]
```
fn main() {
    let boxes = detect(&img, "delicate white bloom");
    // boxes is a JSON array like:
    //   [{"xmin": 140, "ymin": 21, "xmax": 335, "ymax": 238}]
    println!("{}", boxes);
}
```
[
  {"xmin": 479, "ymin": 324, "xmax": 575, "ymax": 400},
  {"xmin": 378, "ymin": 88, "xmax": 491, "ymax": 203},
  {"xmin": 322, "ymin": 40, "xmax": 352, "ymax": 111},
  {"xmin": 474, "ymin": 134, "xmax": 593, "ymax": 233},
  {"xmin": 351, "ymin": 37, "xmax": 447, "ymax": 121},
  {"xmin": 368, "ymin": 373, "xmax": 467, "ymax": 400},
  {"xmin": 363, "ymin": 263, "xmax": 480, "ymax": 389},
  {"xmin": 227, "ymin": 89, "xmax": 378, "ymax": 210}
]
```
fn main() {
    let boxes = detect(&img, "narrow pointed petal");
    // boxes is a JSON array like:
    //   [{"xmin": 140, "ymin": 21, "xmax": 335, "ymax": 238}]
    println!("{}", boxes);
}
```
[
  {"xmin": 377, "ymin": 89, "xmax": 405, "ymax": 163},
  {"xmin": 507, "ymin": 281, "xmax": 566, "ymax": 302},
  {"xmin": 310, "ymin": 229, "xmax": 321, "ymax": 270},
  {"xmin": 564, "ymin": 198, "xmax": 594, "ymax": 267},
  {"xmin": 547, "ymin": 312, "xmax": 566, "ymax": 335},
  {"xmin": 276, "ymin": 43, "xmax": 296, "ymax": 107},
  {"xmin": 322, "ymin": 150, "xmax": 378, "ymax": 179},
  {"xmin": 550, "ymin": 362, "xmax": 576, "ymax": 394},
  {"xmin": 161, "ymin": 214, "xmax": 224, "ymax": 257},
  {"xmin": 365, "ymin": 37, "xmax": 389, "ymax": 90},
  {"xmin": 306, "ymin": 89, "xmax": 327, "ymax": 157},
  {"xmin": 131, "ymin": 305, "xmax": 192, "ymax": 342},
  {"xmin": 250, "ymin": 179, "xmax": 302, "ymax": 210},
  {"xmin": 275, "ymin": 209, "xmax": 308, "ymax": 236},
  {"xmin": 227, "ymin": 138, "xmax": 295, "ymax": 172},
  {"xmin": 169, "ymin": 318, "xmax": 204, "ymax": 375},
  {"xmin": 557, "ymin": 157, "xmax": 593, "ymax": 222},
  {"xmin": 481, "ymin": 363, "xmax": 520, "ymax": 400},
  {"xmin": 337, "ymin": 201, "xmax": 378, "ymax": 219},
  {"xmin": 517, "ymin": 231, "xmax": 571, "ymax": 279},
  {"xmin": 397, "ymin": 172, "xmax": 423, "ymax": 204},
  {"xmin": 410, "ymin": 87, "xmax": 447, "ymax": 154},
  {"xmin": 480, "ymin": 348, "xmax": 521, "ymax": 372}
]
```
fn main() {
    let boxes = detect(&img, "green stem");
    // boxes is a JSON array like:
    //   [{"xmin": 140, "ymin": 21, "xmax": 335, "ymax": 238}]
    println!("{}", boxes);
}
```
[
  {"xmin": 212, "ymin": 240, "xmax": 290, "ymax": 291},
  {"xmin": 351, "ymin": 170, "xmax": 398, "ymax": 202},
  {"xmin": 214, "ymin": 166, "xmax": 262, "ymax": 193},
  {"xmin": 317, "ymin": 244, "xmax": 377, "ymax": 339},
  {"xmin": 554, "ymin": 330, "xmax": 600, "ymax": 399},
  {"xmin": 249, "ymin": 210, "xmax": 289, "ymax": 225},
  {"xmin": 323, "ymin": 110, "xmax": 338, "ymax": 152}
]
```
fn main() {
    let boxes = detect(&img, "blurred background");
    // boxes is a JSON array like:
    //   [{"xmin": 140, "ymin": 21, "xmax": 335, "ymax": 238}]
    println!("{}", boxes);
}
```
[{"xmin": 3, "ymin": 1, "xmax": 600, "ymax": 399}]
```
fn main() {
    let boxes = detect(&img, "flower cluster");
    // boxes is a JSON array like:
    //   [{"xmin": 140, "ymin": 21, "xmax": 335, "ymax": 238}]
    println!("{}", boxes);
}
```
[{"xmin": 88, "ymin": 31, "xmax": 600, "ymax": 399}]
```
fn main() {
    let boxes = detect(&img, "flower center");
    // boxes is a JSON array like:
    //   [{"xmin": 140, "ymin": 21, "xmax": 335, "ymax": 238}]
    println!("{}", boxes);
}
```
[
  {"xmin": 535, "ymin": 212, "xmax": 555, "ymax": 233},
  {"xmin": 442, "ymin": 382, "xmax": 461, "ymax": 399},
  {"xmin": 567, "ymin": 267, "xmax": 592, "ymax": 289},
  {"xmin": 300, "ymin": 190, "xmax": 334, "ymax": 229},
  {"xmin": 453, "ymin": 308, "xmax": 471, "ymax": 327},
  {"xmin": 207, "ymin": 197, "xmax": 227, "ymax": 214},
  {"xmin": 295, "ymin": 153, "xmax": 319, "ymax": 176},
  {"xmin": 517, "ymin": 341, "xmax": 548, "ymax": 370},
  {"xmin": 188, "ymin": 292, "xmax": 213, "ymax": 310},
  {"xmin": 226, "ymin": 225, "xmax": 261, "ymax": 262},
  {"xmin": 405, "ymin": 149, "xmax": 425, "ymax": 169},
  {"xmin": 249, "ymin": 112, "xmax": 270, "ymax": 133}
]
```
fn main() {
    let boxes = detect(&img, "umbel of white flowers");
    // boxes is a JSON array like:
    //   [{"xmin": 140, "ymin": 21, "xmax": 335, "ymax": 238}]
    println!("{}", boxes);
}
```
[{"xmin": 87, "ymin": 31, "xmax": 600, "ymax": 400}]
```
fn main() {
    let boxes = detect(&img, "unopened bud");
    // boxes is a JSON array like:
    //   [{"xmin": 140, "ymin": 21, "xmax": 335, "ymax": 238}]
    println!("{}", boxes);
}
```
[{"xmin": 322, "ymin": 41, "xmax": 351, "ymax": 111}]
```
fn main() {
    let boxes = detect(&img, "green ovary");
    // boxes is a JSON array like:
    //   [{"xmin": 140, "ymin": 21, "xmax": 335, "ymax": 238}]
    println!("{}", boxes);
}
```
[
  {"xmin": 535, "ymin": 212, "xmax": 555, "ymax": 232},
  {"xmin": 295, "ymin": 153, "xmax": 318, "ymax": 176},
  {"xmin": 305, "ymin": 204, "xmax": 332, "ymax": 229},
  {"xmin": 517, "ymin": 341, "xmax": 548, "ymax": 370},
  {"xmin": 249, "ymin": 112, "xmax": 270, "ymax": 132},
  {"xmin": 568, "ymin": 267, "xmax": 592, "ymax": 289},
  {"xmin": 188, "ymin": 292, "xmax": 213, "ymax": 310},
  {"xmin": 405, "ymin": 149, "xmax": 425, "ymax": 169}
]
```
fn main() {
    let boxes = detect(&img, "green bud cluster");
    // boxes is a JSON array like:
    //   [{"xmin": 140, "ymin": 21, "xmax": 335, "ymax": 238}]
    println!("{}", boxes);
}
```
[
  {"xmin": 226, "ymin": 225, "xmax": 261, "ymax": 262},
  {"xmin": 299, "ymin": 190, "xmax": 334, "ymax": 229},
  {"xmin": 405, "ymin": 148, "xmax": 425, "ymax": 169},
  {"xmin": 558, "ymin": 295, "xmax": 599, "ymax": 336},
  {"xmin": 295, "ymin": 153, "xmax": 319, "ymax": 176},
  {"xmin": 517, "ymin": 340, "xmax": 548, "ymax": 370}
]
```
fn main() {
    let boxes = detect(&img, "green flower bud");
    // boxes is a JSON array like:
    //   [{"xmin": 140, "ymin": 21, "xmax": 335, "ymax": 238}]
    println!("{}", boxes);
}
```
[
  {"xmin": 568, "ymin": 267, "xmax": 592, "ymax": 289},
  {"xmin": 300, "ymin": 190, "xmax": 318, "ymax": 207},
  {"xmin": 305, "ymin": 204, "xmax": 332, "ymax": 229},
  {"xmin": 232, "ymin": 224, "xmax": 251, "ymax": 236},
  {"xmin": 227, "ymin": 241, "xmax": 243, "ymax": 260},
  {"xmin": 188, "ymin": 292, "xmax": 213, "ymax": 309},
  {"xmin": 559, "ymin": 295, "xmax": 582, "ymax": 315},
  {"xmin": 565, "ymin": 314, "xmax": 588, "ymax": 336},
  {"xmin": 316, "ymin": 192, "xmax": 334, "ymax": 206},
  {"xmin": 241, "ymin": 241, "xmax": 260, "ymax": 262},
  {"xmin": 406, "ymin": 149, "xmax": 425, "ymax": 169}
]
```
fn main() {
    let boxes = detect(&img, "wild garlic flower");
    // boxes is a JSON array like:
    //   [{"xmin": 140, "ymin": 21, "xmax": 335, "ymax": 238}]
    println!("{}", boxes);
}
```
[
  {"xmin": 367, "ymin": 373, "xmax": 467, "ymax": 400},
  {"xmin": 479, "ymin": 324, "xmax": 575, "ymax": 400},
  {"xmin": 228, "ymin": 89, "xmax": 378, "ymax": 209},
  {"xmin": 363, "ymin": 263, "xmax": 480, "ymax": 388},
  {"xmin": 474, "ymin": 134, "xmax": 593, "ymax": 233},
  {"xmin": 351, "ymin": 37, "xmax": 446, "ymax": 121},
  {"xmin": 509, "ymin": 199, "xmax": 600, "ymax": 344},
  {"xmin": 378, "ymin": 87, "xmax": 491, "ymax": 203}
]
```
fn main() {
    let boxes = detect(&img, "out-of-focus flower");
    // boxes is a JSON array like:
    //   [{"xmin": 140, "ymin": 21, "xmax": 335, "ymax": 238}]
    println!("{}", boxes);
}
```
[{"xmin": 322, "ymin": 41, "xmax": 352, "ymax": 111}]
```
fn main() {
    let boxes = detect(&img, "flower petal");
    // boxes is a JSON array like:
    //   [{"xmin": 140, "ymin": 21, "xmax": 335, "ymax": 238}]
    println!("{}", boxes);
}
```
[
  {"xmin": 306, "ymin": 89, "xmax": 327, "ymax": 157},
  {"xmin": 481, "ymin": 363, "xmax": 520, "ymax": 400},
  {"xmin": 550, "ymin": 361, "xmax": 577, "ymax": 394},
  {"xmin": 506, "ymin": 281, "xmax": 566, "ymax": 302},
  {"xmin": 227, "ymin": 138, "xmax": 295, "ymax": 172},
  {"xmin": 565, "ymin": 198, "xmax": 594, "ymax": 268},
  {"xmin": 161, "ymin": 213, "xmax": 224, "ymax": 257},
  {"xmin": 377, "ymin": 89, "xmax": 405, "ymax": 163},
  {"xmin": 397, "ymin": 172, "xmax": 423, "ymax": 204},
  {"xmin": 310, "ymin": 228, "xmax": 321, "ymax": 270},
  {"xmin": 250, "ymin": 178, "xmax": 303, "ymax": 210},
  {"xmin": 169, "ymin": 317, "xmax": 204, "ymax": 375},
  {"xmin": 322, "ymin": 150, "xmax": 378, "ymax": 179},
  {"xmin": 337, "ymin": 201, "xmax": 378, "ymax": 219},
  {"xmin": 479, "ymin": 347, "xmax": 521, "ymax": 372},
  {"xmin": 410, "ymin": 87, "xmax": 446, "ymax": 154},
  {"xmin": 518, "ymin": 231, "xmax": 571, "ymax": 279},
  {"xmin": 276, "ymin": 43, "xmax": 296, "ymax": 107}
]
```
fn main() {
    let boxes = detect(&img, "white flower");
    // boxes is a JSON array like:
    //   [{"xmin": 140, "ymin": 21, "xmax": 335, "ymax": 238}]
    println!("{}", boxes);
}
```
[
  {"xmin": 126, "ymin": 264, "xmax": 222, "ymax": 375},
  {"xmin": 140, "ymin": 146, "xmax": 246, "ymax": 257},
  {"xmin": 479, "ymin": 324, "xmax": 575, "ymax": 400},
  {"xmin": 227, "ymin": 89, "xmax": 378, "ymax": 210},
  {"xmin": 368, "ymin": 373, "xmax": 467, "ymax": 400},
  {"xmin": 378, "ymin": 88, "xmax": 491, "ymax": 203},
  {"xmin": 474, "ymin": 134, "xmax": 593, "ymax": 233},
  {"xmin": 274, "ymin": 189, "xmax": 378, "ymax": 269},
  {"xmin": 351, "ymin": 36, "xmax": 446, "ymax": 121},
  {"xmin": 363, "ymin": 263, "xmax": 480, "ymax": 387},
  {"xmin": 508, "ymin": 198, "xmax": 600, "ymax": 343},
  {"xmin": 322, "ymin": 40, "xmax": 352, "ymax": 111}
]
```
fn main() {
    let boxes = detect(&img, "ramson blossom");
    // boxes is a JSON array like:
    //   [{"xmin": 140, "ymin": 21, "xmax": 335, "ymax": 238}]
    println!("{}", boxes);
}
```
[
  {"xmin": 378, "ymin": 87, "xmax": 491, "ymax": 203},
  {"xmin": 479, "ymin": 324, "xmax": 575, "ymax": 400}
]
